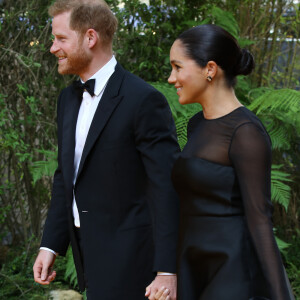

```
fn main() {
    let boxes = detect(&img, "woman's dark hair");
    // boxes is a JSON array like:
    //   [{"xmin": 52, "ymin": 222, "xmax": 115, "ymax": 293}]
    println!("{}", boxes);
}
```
[{"xmin": 177, "ymin": 24, "xmax": 255, "ymax": 87}]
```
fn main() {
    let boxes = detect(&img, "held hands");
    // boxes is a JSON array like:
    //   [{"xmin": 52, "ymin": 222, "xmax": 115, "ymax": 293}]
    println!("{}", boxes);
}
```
[
  {"xmin": 145, "ymin": 275, "xmax": 177, "ymax": 300},
  {"xmin": 33, "ymin": 249, "xmax": 57, "ymax": 285}
]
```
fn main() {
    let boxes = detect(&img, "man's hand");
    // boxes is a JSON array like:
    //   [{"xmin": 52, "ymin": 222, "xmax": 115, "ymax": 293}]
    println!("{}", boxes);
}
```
[
  {"xmin": 145, "ymin": 275, "xmax": 177, "ymax": 300},
  {"xmin": 33, "ymin": 249, "xmax": 56, "ymax": 285}
]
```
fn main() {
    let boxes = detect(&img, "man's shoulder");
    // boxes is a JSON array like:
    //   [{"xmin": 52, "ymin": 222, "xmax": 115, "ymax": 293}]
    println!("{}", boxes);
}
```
[
  {"xmin": 118, "ymin": 64, "xmax": 159, "ymax": 94},
  {"xmin": 56, "ymin": 83, "xmax": 76, "ymax": 101}
]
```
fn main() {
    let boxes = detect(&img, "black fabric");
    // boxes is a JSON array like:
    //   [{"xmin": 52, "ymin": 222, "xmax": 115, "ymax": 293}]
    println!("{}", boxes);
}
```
[
  {"xmin": 41, "ymin": 63, "xmax": 180, "ymax": 299},
  {"xmin": 73, "ymin": 227, "xmax": 88, "ymax": 289},
  {"xmin": 172, "ymin": 106, "xmax": 293, "ymax": 300},
  {"xmin": 73, "ymin": 79, "xmax": 95, "ymax": 98}
]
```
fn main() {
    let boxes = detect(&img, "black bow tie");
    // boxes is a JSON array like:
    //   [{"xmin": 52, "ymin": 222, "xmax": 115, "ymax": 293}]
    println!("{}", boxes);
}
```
[{"xmin": 73, "ymin": 79, "xmax": 95, "ymax": 98}]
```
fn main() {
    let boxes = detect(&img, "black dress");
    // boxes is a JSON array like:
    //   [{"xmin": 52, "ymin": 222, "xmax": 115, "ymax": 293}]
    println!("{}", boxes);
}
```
[{"xmin": 172, "ymin": 107, "xmax": 293, "ymax": 300}]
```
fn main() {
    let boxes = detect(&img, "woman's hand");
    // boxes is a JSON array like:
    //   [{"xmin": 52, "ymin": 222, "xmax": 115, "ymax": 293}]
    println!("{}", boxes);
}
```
[{"xmin": 154, "ymin": 286, "xmax": 171, "ymax": 300}]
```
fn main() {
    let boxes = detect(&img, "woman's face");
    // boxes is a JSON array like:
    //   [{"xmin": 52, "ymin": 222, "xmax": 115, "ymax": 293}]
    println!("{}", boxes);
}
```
[{"xmin": 168, "ymin": 40, "xmax": 208, "ymax": 105}]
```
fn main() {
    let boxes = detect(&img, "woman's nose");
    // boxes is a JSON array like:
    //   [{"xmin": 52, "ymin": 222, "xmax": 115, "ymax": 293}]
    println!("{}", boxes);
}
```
[{"xmin": 168, "ymin": 70, "xmax": 176, "ymax": 84}]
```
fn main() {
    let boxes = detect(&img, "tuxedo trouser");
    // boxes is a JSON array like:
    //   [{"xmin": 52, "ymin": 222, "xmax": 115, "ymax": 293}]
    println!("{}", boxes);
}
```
[{"xmin": 74, "ymin": 226, "xmax": 91, "ymax": 299}]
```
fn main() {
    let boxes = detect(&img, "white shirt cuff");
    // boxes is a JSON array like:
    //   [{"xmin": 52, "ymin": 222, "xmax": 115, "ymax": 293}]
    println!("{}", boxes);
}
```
[
  {"xmin": 157, "ymin": 272, "xmax": 176, "ymax": 275},
  {"xmin": 40, "ymin": 247, "xmax": 58, "ymax": 256}
]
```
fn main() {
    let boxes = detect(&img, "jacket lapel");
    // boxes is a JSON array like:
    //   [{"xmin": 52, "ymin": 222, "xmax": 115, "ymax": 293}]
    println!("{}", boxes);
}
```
[
  {"xmin": 61, "ymin": 87, "xmax": 81, "ymax": 194},
  {"xmin": 76, "ymin": 63, "xmax": 125, "ymax": 182}
]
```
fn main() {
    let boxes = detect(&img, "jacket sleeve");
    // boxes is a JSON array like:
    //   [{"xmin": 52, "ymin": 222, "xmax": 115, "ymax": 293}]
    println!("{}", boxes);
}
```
[
  {"xmin": 134, "ymin": 89, "xmax": 180, "ymax": 273},
  {"xmin": 40, "ymin": 92, "xmax": 70, "ymax": 256}
]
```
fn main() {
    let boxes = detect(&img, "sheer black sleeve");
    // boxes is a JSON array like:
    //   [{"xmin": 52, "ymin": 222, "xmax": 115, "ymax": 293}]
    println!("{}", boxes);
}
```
[{"xmin": 229, "ymin": 122, "xmax": 292, "ymax": 300}]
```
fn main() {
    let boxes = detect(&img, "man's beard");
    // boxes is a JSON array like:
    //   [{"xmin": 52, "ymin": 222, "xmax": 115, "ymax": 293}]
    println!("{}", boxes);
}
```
[{"xmin": 58, "ymin": 46, "xmax": 91, "ymax": 76}]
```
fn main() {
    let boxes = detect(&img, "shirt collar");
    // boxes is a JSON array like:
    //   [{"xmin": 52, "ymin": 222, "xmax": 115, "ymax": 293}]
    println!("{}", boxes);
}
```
[{"xmin": 80, "ymin": 55, "xmax": 117, "ymax": 97}]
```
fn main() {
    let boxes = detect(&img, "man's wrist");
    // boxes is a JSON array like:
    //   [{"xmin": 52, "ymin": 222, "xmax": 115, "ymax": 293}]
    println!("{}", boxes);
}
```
[
  {"xmin": 40, "ymin": 247, "xmax": 58, "ymax": 256},
  {"xmin": 157, "ymin": 272, "xmax": 176, "ymax": 276}
]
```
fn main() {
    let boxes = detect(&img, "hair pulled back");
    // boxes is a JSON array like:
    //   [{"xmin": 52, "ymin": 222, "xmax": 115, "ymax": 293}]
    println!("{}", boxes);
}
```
[{"xmin": 177, "ymin": 24, "xmax": 255, "ymax": 87}]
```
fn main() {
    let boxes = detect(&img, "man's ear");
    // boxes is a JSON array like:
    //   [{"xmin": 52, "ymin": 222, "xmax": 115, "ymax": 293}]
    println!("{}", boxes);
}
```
[{"xmin": 85, "ymin": 29, "xmax": 99, "ymax": 48}]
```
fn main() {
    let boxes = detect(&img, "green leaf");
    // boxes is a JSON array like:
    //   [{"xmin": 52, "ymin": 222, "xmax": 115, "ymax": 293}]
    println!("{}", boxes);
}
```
[
  {"xmin": 248, "ymin": 88, "xmax": 300, "ymax": 152},
  {"xmin": 33, "ymin": 62, "xmax": 41, "ymax": 68},
  {"xmin": 30, "ymin": 150, "xmax": 57, "ymax": 184},
  {"xmin": 275, "ymin": 236, "xmax": 290, "ymax": 251},
  {"xmin": 17, "ymin": 83, "xmax": 28, "ymax": 93},
  {"xmin": 267, "ymin": 124, "xmax": 291, "ymax": 150},
  {"xmin": 249, "ymin": 89, "xmax": 300, "ymax": 114},
  {"xmin": 210, "ymin": 6, "xmax": 240, "ymax": 39},
  {"xmin": 64, "ymin": 248, "xmax": 78, "ymax": 288},
  {"xmin": 237, "ymin": 37, "xmax": 256, "ymax": 48},
  {"xmin": 271, "ymin": 165, "xmax": 292, "ymax": 211}
]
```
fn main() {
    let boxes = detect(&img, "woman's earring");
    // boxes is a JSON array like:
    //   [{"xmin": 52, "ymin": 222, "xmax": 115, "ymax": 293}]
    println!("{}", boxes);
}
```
[{"xmin": 207, "ymin": 76, "xmax": 212, "ymax": 82}]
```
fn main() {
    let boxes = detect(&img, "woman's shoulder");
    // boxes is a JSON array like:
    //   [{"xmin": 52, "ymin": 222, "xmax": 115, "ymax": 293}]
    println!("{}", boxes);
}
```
[
  {"xmin": 233, "ymin": 106, "xmax": 267, "ymax": 134},
  {"xmin": 231, "ymin": 107, "xmax": 271, "ymax": 146}
]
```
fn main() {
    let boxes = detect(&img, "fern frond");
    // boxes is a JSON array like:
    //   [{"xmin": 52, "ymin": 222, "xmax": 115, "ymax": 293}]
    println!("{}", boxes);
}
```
[
  {"xmin": 248, "ymin": 87, "xmax": 272, "ymax": 100},
  {"xmin": 150, "ymin": 82, "xmax": 180, "ymax": 118},
  {"xmin": 247, "ymin": 88, "xmax": 300, "ymax": 151},
  {"xmin": 210, "ymin": 6, "xmax": 239, "ymax": 39},
  {"xmin": 151, "ymin": 82, "xmax": 201, "ymax": 119},
  {"xmin": 151, "ymin": 82, "xmax": 200, "ymax": 149},
  {"xmin": 30, "ymin": 149, "xmax": 57, "ymax": 184},
  {"xmin": 275, "ymin": 236, "xmax": 290, "ymax": 252},
  {"xmin": 266, "ymin": 123, "xmax": 291, "ymax": 150},
  {"xmin": 64, "ymin": 248, "xmax": 78, "ymax": 288},
  {"xmin": 271, "ymin": 165, "xmax": 292, "ymax": 211},
  {"xmin": 249, "ymin": 89, "xmax": 300, "ymax": 114},
  {"xmin": 175, "ymin": 117, "xmax": 189, "ymax": 150}
]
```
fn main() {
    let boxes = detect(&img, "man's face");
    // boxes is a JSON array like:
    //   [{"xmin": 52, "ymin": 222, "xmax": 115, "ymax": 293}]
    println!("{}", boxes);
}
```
[{"xmin": 50, "ymin": 11, "xmax": 92, "ymax": 76}]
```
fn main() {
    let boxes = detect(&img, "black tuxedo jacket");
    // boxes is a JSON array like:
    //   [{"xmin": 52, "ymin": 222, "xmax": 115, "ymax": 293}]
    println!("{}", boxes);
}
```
[{"xmin": 41, "ymin": 63, "xmax": 180, "ymax": 299}]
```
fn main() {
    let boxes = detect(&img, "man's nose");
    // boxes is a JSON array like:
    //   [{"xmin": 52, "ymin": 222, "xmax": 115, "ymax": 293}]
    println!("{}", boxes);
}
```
[{"xmin": 50, "ymin": 40, "xmax": 59, "ymax": 54}]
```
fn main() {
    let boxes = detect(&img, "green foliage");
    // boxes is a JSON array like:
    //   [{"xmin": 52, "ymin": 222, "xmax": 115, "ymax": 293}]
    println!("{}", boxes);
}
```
[
  {"xmin": 0, "ymin": 205, "xmax": 11, "ymax": 225},
  {"xmin": 247, "ymin": 88, "xmax": 300, "ymax": 214},
  {"xmin": 235, "ymin": 76, "xmax": 255, "ymax": 105},
  {"xmin": 271, "ymin": 165, "xmax": 292, "ymax": 211},
  {"xmin": 64, "ymin": 249, "xmax": 87, "ymax": 299},
  {"xmin": 200, "ymin": 6, "xmax": 240, "ymax": 39},
  {"xmin": 113, "ymin": 0, "xmax": 187, "ymax": 81},
  {"xmin": 287, "ymin": 261, "xmax": 300, "ymax": 299},
  {"xmin": 248, "ymin": 89, "xmax": 300, "ymax": 152},
  {"xmin": 31, "ymin": 149, "xmax": 58, "ymax": 185},
  {"xmin": 283, "ymin": 232, "xmax": 300, "ymax": 299},
  {"xmin": 150, "ymin": 82, "xmax": 200, "ymax": 149},
  {"xmin": 256, "ymin": 92, "xmax": 299, "ymax": 153},
  {"xmin": 113, "ymin": 1, "xmax": 252, "ymax": 82},
  {"xmin": 249, "ymin": 89, "xmax": 300, "ymax": 116},
  {"xmin": 64, "ymin": 248, "xmax": 78, "ymax": 288},
  {"xmin": 0, "ymin": 238, "xmax": 70, "ymax": 299},
  {"xmin": 0, "ymin": 0, "xmax": 65, "ymax": 243},
  {"xmin": 150, "ymin": 82, "xmax": 201, "ymax": 119},
  {"xmin": 275, "ymin": 236, "xmax": 291, "ymax": 252}
]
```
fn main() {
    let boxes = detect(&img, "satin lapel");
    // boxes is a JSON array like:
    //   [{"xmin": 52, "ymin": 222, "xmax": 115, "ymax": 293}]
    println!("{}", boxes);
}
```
[
  {"xmin": 76, "ymin": 63, "xmax": 125, "ymax": 181},
  {"xmin": 61, "ymin": 87, "xmax": 81, "ymax": 193}
]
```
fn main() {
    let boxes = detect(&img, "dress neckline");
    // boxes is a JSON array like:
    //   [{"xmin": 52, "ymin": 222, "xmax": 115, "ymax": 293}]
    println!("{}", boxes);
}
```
[{"xmin": 202, "ymin": 106, "xmax": 245, "ymax": 121}]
